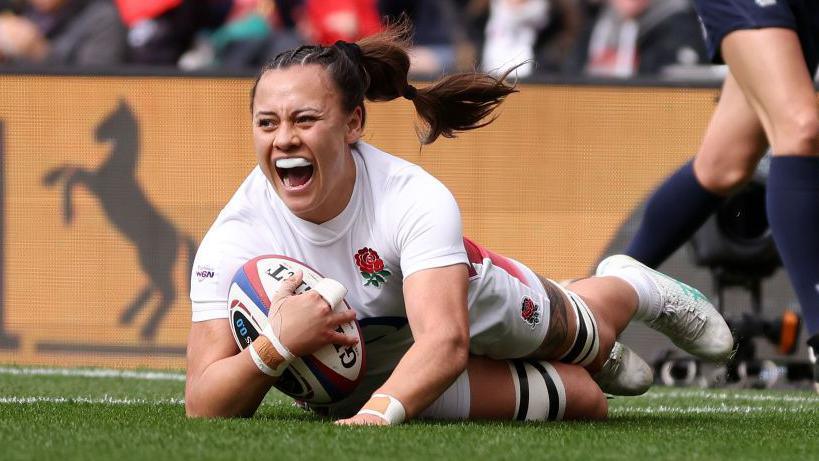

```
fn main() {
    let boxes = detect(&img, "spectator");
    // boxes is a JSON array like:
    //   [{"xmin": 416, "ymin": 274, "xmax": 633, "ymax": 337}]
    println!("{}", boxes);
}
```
[
  {"xmin": 481, "ymin": 0, "xmax": 550, "ymax": 78},
  {"xmin": 116, "ymin": 0, "xmax": 229, "ymax": 65},
  {"xmin": 532, "ymin": 0, "xmax": 585, "ymax": 73},
  {"xmin": 0, "ymin": 0, "xmax": 126, "ymax": 66},
  {"xmin": 563, "ymin": 0, "xmax": 706, "ymax": 78},
  {"xmin": 179, "ymin": 0, "xmax": 304, "ymax": 70},
  {"xmin": 300, "ymin": 0, "xmax": 380, "ymax": 45},
  {"xmin": 379, "ymin": 0, "xmax": 459, "ymax": 76}
]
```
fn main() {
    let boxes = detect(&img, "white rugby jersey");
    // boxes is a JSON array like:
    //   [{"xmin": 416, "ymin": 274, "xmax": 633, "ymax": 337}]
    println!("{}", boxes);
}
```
[{"xmin": 191, "ymin": 141, "xmax": 550, "ymax": 416}]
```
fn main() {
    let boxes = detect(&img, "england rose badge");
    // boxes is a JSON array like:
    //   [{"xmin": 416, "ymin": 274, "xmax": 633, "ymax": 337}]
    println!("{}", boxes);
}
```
[{"xmin": 355, "ymin": 247, "xmax": 391, "ymax": 288}]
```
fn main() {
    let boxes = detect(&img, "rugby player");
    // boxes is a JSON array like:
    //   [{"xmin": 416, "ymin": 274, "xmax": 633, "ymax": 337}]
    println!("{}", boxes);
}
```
[
  {"xmin": 185, "ymin": 20, "xmax": 734, "ymax": 424},
  {"xmin": 626, "ymin": 0, "xmax": 819, "ymax": 391}
]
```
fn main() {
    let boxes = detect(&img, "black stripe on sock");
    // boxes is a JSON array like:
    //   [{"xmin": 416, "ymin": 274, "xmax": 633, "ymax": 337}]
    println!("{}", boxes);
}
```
[
  {"xmin": 576, "ymin": 300, "xmax": 598, "ymax": 366},
  {"xmin": 562, "ymin": 296, "xmax": 588, "ymax": 364},
  {"xmin": 529, "ymin": 361, "xmax": 560, "ymax": 421},
  {"xmin": 513, "ymin": 361, "xmax": 529, "ymax": 421}
]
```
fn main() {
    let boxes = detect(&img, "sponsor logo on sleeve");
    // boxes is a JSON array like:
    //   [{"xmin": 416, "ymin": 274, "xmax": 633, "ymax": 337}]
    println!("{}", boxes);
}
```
[{"xmin": 195, "ymin": 265, "xmax": 216, "ymax": 282}]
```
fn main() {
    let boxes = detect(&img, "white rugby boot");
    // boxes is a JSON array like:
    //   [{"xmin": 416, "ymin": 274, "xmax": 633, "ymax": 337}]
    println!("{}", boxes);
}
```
[
  {"xmin": 593, "ymin": 342, "xmax": 653, "ymax": 396},
  {"xmin": 808, "ymin": 335, "xmax": 819, "ymax": 394},
  {"xmin": 596, "ymin": 255, "xmax": 734, "ymax": 362}
]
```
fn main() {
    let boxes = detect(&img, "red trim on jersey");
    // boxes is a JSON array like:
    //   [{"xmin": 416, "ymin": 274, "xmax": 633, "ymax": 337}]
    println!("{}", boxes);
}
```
[{"xmin": 462, "ymin": 237, "xmax": 529, "ymax": 286}]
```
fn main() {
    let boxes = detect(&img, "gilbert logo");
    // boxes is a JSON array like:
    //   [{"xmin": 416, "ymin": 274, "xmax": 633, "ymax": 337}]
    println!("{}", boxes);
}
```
[{"xmin": 196, "ymin": 265, "xmax": 215, "ymax": 282}]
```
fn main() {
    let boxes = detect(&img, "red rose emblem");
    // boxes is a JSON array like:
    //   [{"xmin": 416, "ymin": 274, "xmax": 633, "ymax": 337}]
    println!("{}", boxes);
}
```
[
  {"xmin": 522, "ymin": 298, "xmax": 535, "ymax": 319},
  {"xmin": 355, "ymin": 248, "xmax": 384, "ymax": 273},
  {"xmin": 354, "ymin": 247, "xmax": 391, "ymax": 287},
  {"xmin": 521, "ymin": 297, "xmax": 540, "ymax": 329}
]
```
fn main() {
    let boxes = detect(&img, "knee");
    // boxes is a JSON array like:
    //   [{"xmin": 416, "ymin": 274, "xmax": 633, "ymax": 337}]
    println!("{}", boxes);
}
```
[
  {"xmin": 586, "ymin": 391, "xmax": 609, "ymax": 421},
  {"xmin": 693, "ymin": 154, "xmax": 758, "ymax": 195},
  {"xmin": 557, "ymin": 364, "xmax": 609, "ymax": 421},
  {"xmin": 574, "ymin": 377, "xmax": 608, "ymax": 420},
  {"xmin": 780, "ymin": 110, "xmax": 819, "ymax": 156}
]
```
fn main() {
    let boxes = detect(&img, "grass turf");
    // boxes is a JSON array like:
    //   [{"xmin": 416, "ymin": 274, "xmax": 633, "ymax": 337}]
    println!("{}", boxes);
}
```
[{"xmin": 0, "ymin": 366, "xmax": 816, "ymax": 461}]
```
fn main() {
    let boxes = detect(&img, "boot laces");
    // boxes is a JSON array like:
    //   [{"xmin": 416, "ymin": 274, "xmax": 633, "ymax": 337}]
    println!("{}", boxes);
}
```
[{"xmin": 650, "ymin": 293, "xmax": 707, "ymax": 340}]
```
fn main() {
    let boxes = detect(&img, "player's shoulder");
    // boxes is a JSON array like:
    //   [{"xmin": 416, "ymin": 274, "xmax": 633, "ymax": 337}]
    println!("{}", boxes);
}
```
[
  {"xmin": 197, "ymin": 167, "xmax": 275, "ymax": 260},
  {"xmin": 209, "ymin": 167, "xmax": 273, "ymax": 228},
  {"xmin": 355, "ymin": 141, "xmax": 452, "ymax": 199}
]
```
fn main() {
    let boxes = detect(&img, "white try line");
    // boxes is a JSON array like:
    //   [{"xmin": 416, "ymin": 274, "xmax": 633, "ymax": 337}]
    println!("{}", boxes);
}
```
[
  {"xmin": 2, "ymin": 396, "xmax": 814, "ymax": 417},
  {"xmin": 0, "ymin": 366, "xmax": 185, "ymax": 381},
  {"xmin": 641, "ymin": 389, "xmax": 819, "ymax": 404},
  {"xmin": 0, "ymin": 396, "xmax": 184, "ymax": 405},
  {"xmin": 0, "ymin": 395, "xmax": 293, "ymax": 407},
  {"xmin": 2, "ymin": 367, "xmax": 815, "ymax": 406},
  {"xmin": 611, "ymin": 405, "xmax": 818, "ymax": 415}
]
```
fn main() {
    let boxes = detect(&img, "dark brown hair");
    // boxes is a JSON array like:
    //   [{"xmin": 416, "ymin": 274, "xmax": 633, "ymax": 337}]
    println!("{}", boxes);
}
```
[{"xmin": 249, "ymin": 18, "xmax": 518, "ymax": 145}]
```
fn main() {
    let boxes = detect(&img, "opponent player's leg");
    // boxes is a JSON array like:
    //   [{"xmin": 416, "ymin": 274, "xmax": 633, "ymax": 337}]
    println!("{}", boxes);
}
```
[
  {"xmin": 722, "ymin": 29, "xmax": 819, "ymax": 385},
  {"xmin": 722, "ymin": 29, "xmax": 818, "ymax": 158},
  {"xmin": 419, "ymin": 356, "xmax": 607, "ymax": 421},
  {"xmin": 626, "ymin": 74, "xmax": 768, "ymax": 268}
]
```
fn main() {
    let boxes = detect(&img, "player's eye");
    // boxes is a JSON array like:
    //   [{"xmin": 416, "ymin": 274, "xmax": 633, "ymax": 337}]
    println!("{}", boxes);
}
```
[
  {"xmin": 257, "ymin": 119, "xmax": 277, "ymax": 129},
  {"xmin": 296, "ymin": 116, "xmax": 317, "ymax": 125}
]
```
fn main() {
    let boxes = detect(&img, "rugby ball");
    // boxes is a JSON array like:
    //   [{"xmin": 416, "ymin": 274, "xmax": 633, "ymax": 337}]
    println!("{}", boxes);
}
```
[{"xmin": 228, "ymin": 255, "xmax": 365, "ymax": 404}]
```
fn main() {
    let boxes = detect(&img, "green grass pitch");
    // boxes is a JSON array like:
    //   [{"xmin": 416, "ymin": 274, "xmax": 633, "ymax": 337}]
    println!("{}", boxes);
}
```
[{"xmin": 0, "ymin": 366, "xmax": 816, "ymax": 461}]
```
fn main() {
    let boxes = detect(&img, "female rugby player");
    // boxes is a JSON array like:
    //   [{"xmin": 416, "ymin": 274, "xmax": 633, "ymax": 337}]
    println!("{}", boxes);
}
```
[{"xmin": 185, "ymin": 21, "xmax": 734, "ymax": 425}]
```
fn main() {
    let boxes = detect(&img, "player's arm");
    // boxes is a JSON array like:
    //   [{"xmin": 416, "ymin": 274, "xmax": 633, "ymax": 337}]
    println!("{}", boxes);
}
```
[
  {"xmin": 185, "ymin": 319, "xmax": 282, "ymax": 418},
  {"xmin": 339, "ymin": 263, "xmax": 470, "ymax": 425},
  {"xmin": 185, "ymin": 273, "xmax": 358, "ymax": 418}
]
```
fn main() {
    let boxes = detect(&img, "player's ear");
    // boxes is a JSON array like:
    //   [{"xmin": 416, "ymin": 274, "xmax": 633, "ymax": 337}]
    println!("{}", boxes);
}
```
[{"xmin": 345, "ymin": 105, "xmax": 364, "ymax": 144}]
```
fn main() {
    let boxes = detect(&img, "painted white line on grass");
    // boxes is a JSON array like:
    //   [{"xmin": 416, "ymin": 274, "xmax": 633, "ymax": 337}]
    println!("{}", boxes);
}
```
[
  {"xmin": 0, "ymin": 367, "xmax": 185, "ymax": 381},
  {"xmin": 612, "ymin": 405, "xmax": 817, "ymax": 415},
  {"xmin": 0, "ymin": 396, "xmax": 184, "ymax": 405},
  {"xmin": 641, "ymin": 390, "xmax": 819, "ymax": 404},
  {"xmin": 0, "ymin": 395, "xmax": 294, "ymax": 408},
  {"xmin": 2, "ymin": 396, "xmax": 814, "ymax": 418}
]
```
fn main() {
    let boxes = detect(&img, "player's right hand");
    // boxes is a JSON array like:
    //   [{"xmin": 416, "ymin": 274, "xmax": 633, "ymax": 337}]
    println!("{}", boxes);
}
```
[{"xmin": 267, "ymin": 270, "xmax": 358, "ymax": 358}]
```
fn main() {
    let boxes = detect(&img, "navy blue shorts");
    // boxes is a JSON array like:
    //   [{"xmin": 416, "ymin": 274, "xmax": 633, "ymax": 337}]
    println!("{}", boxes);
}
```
[{"xmin": 693, "ymin": 0, "xmax": 819, "ymax": 74}]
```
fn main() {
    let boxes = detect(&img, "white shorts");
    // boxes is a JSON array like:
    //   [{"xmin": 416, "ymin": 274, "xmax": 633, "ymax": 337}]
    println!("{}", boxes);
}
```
[{"xmin": 464, "ymin": 238, "xmax": 550, "ymax": 359}]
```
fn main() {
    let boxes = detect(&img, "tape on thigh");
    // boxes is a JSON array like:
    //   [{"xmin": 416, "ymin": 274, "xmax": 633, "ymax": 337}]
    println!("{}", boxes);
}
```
[
  {"xmin": 556, "ymin": 288, "xmax": 600, "ymax": 367},
  {"xmin": 418, "ymin": 369, "xmax": 471, "ymax": 420},
  {"xmin": 508, "ymin": 360, "xmax": 566, "ymax": 421}
]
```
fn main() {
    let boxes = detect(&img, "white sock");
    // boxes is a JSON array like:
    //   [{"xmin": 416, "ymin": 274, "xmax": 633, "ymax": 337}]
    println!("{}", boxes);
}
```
[{"xmin": 603, "ymin": 267, "xmax": 661, "ymax": 321}]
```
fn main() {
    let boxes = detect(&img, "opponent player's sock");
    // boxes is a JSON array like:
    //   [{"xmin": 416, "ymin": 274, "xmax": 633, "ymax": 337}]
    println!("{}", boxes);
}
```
[
  {"xmin": 626, "ymin": 161, "xmax": 723, "ymax": 268},
  {"xmin": 766, "ymin": 156, "xmax": 819, "ymax": 337}
]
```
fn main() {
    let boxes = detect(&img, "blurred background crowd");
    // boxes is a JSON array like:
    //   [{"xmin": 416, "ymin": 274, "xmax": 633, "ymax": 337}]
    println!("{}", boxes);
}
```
[{"xmin": 0, "ymin": 0, "xmax": 711, "ymax": 79}]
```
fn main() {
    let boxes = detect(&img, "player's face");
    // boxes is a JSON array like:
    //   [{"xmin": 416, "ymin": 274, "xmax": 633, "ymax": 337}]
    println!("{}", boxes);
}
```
[{"xmin": 252, "ymin": 64, "xmax": 362, "ymax": 223}]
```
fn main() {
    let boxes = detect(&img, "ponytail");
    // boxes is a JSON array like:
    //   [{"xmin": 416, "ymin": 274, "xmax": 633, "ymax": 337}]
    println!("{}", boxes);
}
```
[
  {"xmin": 358, "ymin": 18, "xmax": 518, "ymax": 144},
  {"xmin": 251, "ymin": 17, "xmax": 518, "ymax": 145}
]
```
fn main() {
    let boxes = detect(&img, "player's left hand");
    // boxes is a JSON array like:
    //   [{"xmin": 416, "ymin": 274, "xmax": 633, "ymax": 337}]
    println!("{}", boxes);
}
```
[{"xmin": 334, "ymin": 413, "xmax": 388, "ymax": 426}]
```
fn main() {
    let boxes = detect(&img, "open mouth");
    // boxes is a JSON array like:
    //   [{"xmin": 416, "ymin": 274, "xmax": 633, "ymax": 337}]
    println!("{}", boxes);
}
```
[{"xmin": 275, "ymin": 157, "xmax": 314, "ymax": 190}]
